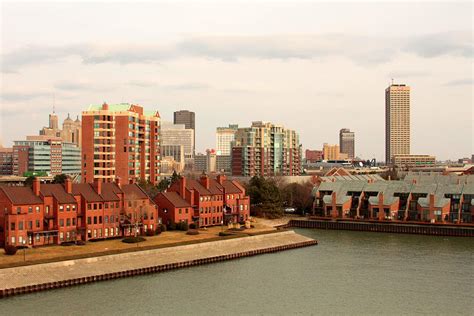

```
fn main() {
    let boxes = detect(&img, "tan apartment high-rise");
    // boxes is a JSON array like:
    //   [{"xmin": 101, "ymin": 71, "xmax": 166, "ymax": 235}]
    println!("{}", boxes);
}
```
[{"xmin": 385, "ymin": 84, "xmax": 410, "ymax": 164}]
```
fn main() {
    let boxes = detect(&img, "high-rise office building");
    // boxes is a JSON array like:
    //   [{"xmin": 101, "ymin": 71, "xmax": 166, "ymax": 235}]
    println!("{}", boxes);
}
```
[
  {"xmin": 216, "ymin": 124, "xmax": 238, "ymax": 156},
  {"xmin": 323, "ymin": 143, "xmax": 348, "ymax": 161},
  {"xmin": 161, "ymin": 121, "xmax": 194, "ymax": 169},
  {"xmin": 385, "ymin": 84, "xmax": 410, "ymax": 163},
  {"xmin": 12, "ymin": 136, "xmax": 81, "ymax": 176},
  {"xmin": 231, "ymin": 121, "xmax": 302, "ymax": 176},
  {"xmin": 173, "ymin": 110, "xmax": 195, "ymax": 156},
  {"xmin": 82, "ymin": 103, "xmax": 161, "ymax": 184},
  {"xmin": 339, "ymin": 128, "xmax": 355, "ymax": 159}
]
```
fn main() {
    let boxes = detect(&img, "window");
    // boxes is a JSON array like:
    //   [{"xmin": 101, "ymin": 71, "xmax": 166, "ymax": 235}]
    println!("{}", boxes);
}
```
[
  {"xmin": 179, "ymin": 209, "xmax": 182, "ymax": 214},
  {"xmin": 60, "ymin": 232, "xmax": 64, "ymax": 241},
  {"xmin": 18, "ymin": 221, "xmax": 24, "ymax": 230},
  {"xmin": 105, "ymin": 216, "xmax": 109, "ymax": 223},
  {"xmin": 36, "ymin": 220, "xmax": 40, "ymax": 228},
  {"xmin": 60, "ymin": 219, "xmax": 64, "ymax": 227},
  {"xmin": 36, "ymin": 206, "xmax": 40, "ymax": 212},
  {"xmin": 67, "ymin": 218, "xmax": 71, "ymax": 226},
  {"xmin": 99, "ymin": 216, "xmax": 102, "ymax": 224},
  {"xmin": 11, "ymin": 236, "xmax": 15, "ymax": 245},
  {"xmin": 28, "ymin": 221, "xmax": 32, "ymax": 230},
  {"xmin": 94, "ymin": 216, "xmax": 97, "ymax": 224},
  {"xmin": 87, "ymin": 217, "xmax": 92, "ymax": 225},
  {"xmin": 87, "ymin": 204, "xmax": 91, "ymax": 210},
  {"xmin": 59, "ymin": 205, "xmax": 64, "ymax": 212},
  {"xmin": 66, "ymin": 205, "xmax": 70, "ymax": 211},
  {"xmin": 105, "ymin": 228, "xmax": 109, "ymax": 237},
  {"xmin": 105, "ymin": 203, "xmax": 109, "ymax": 209},
  {"xmin": 28, "ymin": 206, "xmax": 33, "ymax": 213}
]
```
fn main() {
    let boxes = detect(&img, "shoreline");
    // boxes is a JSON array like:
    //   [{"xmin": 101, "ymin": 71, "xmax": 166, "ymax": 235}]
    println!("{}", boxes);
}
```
[{"xmin": 0, "ymin": 230, "xmax": 317, "ymax": 298}]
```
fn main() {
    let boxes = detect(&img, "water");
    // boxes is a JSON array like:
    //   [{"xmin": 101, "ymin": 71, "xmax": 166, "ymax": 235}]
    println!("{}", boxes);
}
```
[{"xmin": 1, "ymin": 229, "xmax": 473, "ymax": 315}]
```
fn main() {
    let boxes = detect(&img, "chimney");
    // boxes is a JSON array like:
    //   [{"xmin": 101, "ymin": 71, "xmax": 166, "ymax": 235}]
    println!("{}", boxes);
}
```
[
  {"xmin": 429, "ymin": 193, "xmax": 435, "ymax": 208},
  {"xmin": 379, "ymin": 192, "xmax": 384, "ymax": 205},
  {"xmin": 200, "ymin": 174, "xmax": 210, "ymax": 189},
  {"xmin": 33, "ymin": 178, "xmax": 41, "ymax": 196},
  {"xmin": 115, "ymin": 177, "xmax": 121, "ymax": 188},
  {"xmin": 412, "ymin": 179, "xmax": 417, "ymax": 184},
  {"xmin": 64, "ymin": 177, "xmax": 72, "ymax": 194},
  {"xmin": 102, "ymin": 102, "xmax": 109, "ymax": 110},
  {"xmin": 129, "ymin": 178, "xmax": 135, "ymax": 185},
  {"xmin": 217, "ymin": 174, "xmax": 226, "ymax": 185},
  {"xmin": 331, "ymin": 192, "xmax": 336, "ymax": 204},
  {"xmin": 179, "ymin": 177, "xmax": 186, "ymax": 197},
  {"xmin": 93, "ymin": 178, "xmax": 102, "ymax": 195}
]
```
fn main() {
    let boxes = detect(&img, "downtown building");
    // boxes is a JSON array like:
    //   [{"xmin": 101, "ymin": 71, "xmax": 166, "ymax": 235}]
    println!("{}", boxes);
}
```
[
  {"xmin": 339, "ymin": 128, "xmax": 355, "ymax": 159},
  {"xmin": 161, "ymin": 121, "xmax": 194, "ymax": 171},
  {"xmin": 0, "ymin": 177, "xmax": 159, "ymax": 247},
  {"xmin": 40, "ymin": 111, "xmax": 82, "ymax": 147},
  {"xmin": 385, "ymin": 84, "xmax": 410, "ymax": 163},
  {"xmin": 231, "ymin": 121, "xmax": 302, "ymax": 177},
  {"xmin": 82, "ymin": 103, "xmax": 161, "ymax": 185},
  {"xmin": 173, "ymin": 110, "xmax": 195, "ymax": 156},
  {"xmin": 12, "ymin": 136, "xmax": 81, "ymax": 177}
]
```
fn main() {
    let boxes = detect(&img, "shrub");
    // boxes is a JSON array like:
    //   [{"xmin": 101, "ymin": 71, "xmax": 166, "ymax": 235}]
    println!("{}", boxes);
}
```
[
  {"xmin": 167, "ymin": 222, "xmax": 176, "ymax": 231},
  {"xmin": 219, "ymin": 232, "xmax": 233, "ymax": 237},
  {"xmin": 160, "ymin": 224, "xmax": 167, "ymax": 232},
  {"xmin": 189, "ymin": 223, "xmax": 196, "ymax": 229},
  {"xmin": 60, "ymin": 241, "xmax": 75, "ymax": 246},
  {"xmin": 4, "ymin": 245, "xmax": 18, "ymax": 255},
  {"xmin": 122, "ymin": 236, "xmax": 146, "ymax": 244},
  {"xmin": 176, "ymin": 222, "xmax": 189, "ymax": 231},
  {"xmin": 146, "ymin": 229, "xmax": 155, "ymax": 237},
  {"xmin": 186, "ymin": 229, "xmax": 199, "ymax": 235},
  {"xmin": 76, "ymin": 240, "xmax": 86, "ymax": 246}
]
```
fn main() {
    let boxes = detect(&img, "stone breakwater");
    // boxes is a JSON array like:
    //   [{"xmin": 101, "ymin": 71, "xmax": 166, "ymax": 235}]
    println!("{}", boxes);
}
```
[{"xmin": 0, "ymin": 231, "xmax": 317, "ymax": 298}]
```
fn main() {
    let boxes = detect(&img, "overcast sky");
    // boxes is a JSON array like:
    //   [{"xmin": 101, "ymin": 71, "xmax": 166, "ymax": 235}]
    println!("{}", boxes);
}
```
[{"xmin": 1, "ymin": 1, "xmax": 473, "ymax": 161}]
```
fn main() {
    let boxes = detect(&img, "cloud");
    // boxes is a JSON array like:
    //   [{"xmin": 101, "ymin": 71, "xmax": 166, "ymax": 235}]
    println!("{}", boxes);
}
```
[
  {"xmin": 388, "ymin": 71, "xmax": 431, "ymax": 78},
  {"xmin": 402, "ymin": 31, "xmax": 473, "ymax": 58},
  {"xmin": 165, "ymin": 83, "xmax": 210, "ymax": 90},
  {"xmin": 54, "ymin": 81, "xmax": 111, "ymax": 92},
  {"xmin": 1, "ymin": 31, "xmax": 472, "ymax": 73},
  {"xmin": 0, "ymin": 91, "xmax": 51, "ymax": 102},
  {"xmin": 443, "ymin": 78, "xmax": 474, "ymax": 86},
  {"xmin": 127, "ymin": 80, "xmax": 158, "ymax": 88}
]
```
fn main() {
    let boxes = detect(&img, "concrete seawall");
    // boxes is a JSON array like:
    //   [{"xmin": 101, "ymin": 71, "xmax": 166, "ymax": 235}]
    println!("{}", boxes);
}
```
[
  {"xmin": 286, "ymin": 219, "xmax": 474, "ymax": 237},
  {"xmin": 0, "ymin": 231, "xmax": 316, "ymax": 298}
]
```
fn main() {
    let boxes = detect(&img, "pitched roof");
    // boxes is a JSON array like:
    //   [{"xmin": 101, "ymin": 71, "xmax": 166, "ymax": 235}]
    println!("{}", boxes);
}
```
[
  {"xmin": 222, "ymin": 180, "xmax": 243, "ymax": 194},
  {"xmin": 72, "ymin": 183, "xmax": 103, "ymax": 202},
  {"xmin": 418, "ymin": 195, "xmax": 450, "ymax": 208},
  {"xmin": 40, "ymin": 184, "xmax": 77, "ymax": 204},
  {"xmin": 1, "ymin": 187, "xmax": 43, "ymax": 205},
  {"xmin": 101, "ymin": 183, "xmax": 122, "ymax": 201},
  {"xmin": 160, "ymin": 192, "xmax": 191, "ymax": 208},
  {"xmin": 122, "ymin": 184, "xmax": 148, "ymax": 200},
  {"xmin": 186, "ymin": 179, "xmax": 212, "ymax": 195}
]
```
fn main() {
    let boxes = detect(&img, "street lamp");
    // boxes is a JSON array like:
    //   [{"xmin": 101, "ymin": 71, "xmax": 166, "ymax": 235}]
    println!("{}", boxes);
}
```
[{"xmin": 22, "ymin": 239, "xmax": 26, "ymax": 262}]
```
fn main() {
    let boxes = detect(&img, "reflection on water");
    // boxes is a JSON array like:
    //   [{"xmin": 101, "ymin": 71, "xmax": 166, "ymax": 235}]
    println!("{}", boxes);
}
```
[{"xmin": 1, "ymin": 229, "xmax": 473, "ymax": 315}]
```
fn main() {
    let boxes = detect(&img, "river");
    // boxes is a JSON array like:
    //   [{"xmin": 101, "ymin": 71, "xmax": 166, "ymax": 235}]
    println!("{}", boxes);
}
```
[{"xmin": 1, "ymin": 229, "xmax": 472, "ymax": 315}]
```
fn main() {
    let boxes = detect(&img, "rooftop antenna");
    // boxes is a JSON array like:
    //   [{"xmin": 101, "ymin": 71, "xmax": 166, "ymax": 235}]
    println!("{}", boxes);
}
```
[{"xmin": 391, "ymin": 78, "xmax": 394, "ymax": 85}]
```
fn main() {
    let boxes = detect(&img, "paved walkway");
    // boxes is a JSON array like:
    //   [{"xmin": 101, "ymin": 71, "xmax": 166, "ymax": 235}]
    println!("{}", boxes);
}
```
[{"xmin": 0, "ymin": 231, "xmax": 314, "ymax": 290}]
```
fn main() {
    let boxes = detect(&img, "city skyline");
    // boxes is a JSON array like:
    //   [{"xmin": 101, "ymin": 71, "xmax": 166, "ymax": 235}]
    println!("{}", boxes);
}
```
[{"xmin": 1, "ymin": 1, "xmax": 473, "ymax": 161}]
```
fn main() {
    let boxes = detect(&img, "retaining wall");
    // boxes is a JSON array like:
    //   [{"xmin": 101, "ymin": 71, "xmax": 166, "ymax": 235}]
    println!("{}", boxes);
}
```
[
  {"xmin": 0, "ymin": 231, "xmax": 316, "ymax": 298},
  {"xmin": 286, "ymin": 219, "xmax": 474, "ymax": 237}
]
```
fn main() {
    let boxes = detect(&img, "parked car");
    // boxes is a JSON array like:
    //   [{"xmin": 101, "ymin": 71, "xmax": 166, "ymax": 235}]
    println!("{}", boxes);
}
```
[{"xmin": 284, "ymin": 207, "xmax": 296, "ymax": 213}]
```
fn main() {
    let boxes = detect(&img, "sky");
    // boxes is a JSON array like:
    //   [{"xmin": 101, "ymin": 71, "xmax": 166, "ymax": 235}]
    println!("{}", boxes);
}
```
[{"xmin": 1, "ymin": 0, "xmax": 473, "ymax": 161}]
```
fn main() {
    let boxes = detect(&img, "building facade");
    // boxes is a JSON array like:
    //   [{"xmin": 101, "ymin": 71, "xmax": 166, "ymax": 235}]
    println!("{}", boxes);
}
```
[
  {"xmin": 0, "ymin": 148, "xmax": 13, "ymax": 175},
  {"xmin": 173, "ymin": 110, "xmax": 195, "ymax": 156},
  {"xmin": 39, "ymin": 111, "xmax": 81, "ymax": 147},
  {"xmin": 161, "ymin": 121, "xmax": 194, "ymax": 170},
  {"xmin": 12, "ymin": 136, "xmax": 81, "ymax": 176},
  {"xmin": 339, "ymin": 128, "xmax": 355, "ymax": 159},
  {"xmin": 82, "ymin": 103, "xmax": 161, "ymax": 184},
  {"xmin": 392, "ymin": 154, "xmax": 436, "ymax": 168},
  {"xmin": 231, "ymin": 121, "xmax": 302, "ymax": 177},
  {"xmin": 385, "ymin": 84, "xmax": 410, "ymax": 163},
  {"xmin": 154, "ymin": 174, "xmax": 250, "ymax": 227},
  {"xmin": 216, "ymin": 124, "xmax": 238, "ymax": 156},
  {"xmin": 305, "ymin": 149, "xmax": 323, "ymax": 163},
  {"xmin": 0, "ymin": 178, "xmax": 159, "ymax": 247},
  {"xmin": 313, "ymin": 174, "xmax": 474, "ymax": 223},
  {"xmin": 323, "ymin": 143, "xmax": 348, "ymax": 161}
]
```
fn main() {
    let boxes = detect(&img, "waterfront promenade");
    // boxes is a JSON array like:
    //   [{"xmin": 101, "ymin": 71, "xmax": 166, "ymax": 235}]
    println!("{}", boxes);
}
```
[{"xmin": 0, "ymin": 230, "xmax": 316, "ymax": 297}]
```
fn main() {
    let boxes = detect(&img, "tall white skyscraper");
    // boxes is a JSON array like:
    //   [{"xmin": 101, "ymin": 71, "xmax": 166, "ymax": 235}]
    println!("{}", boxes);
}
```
[{"xmin": 385, "ymin": 84, "xmax": 410, "ymax": 164}]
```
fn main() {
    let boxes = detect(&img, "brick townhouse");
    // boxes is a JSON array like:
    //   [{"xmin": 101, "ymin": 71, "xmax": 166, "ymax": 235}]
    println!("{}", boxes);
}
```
[
  {"xmin": 0, "ymin": 177, "xmax": 158, "ymax": 247},
  {"xmin": 154, "ymin": 174, "xmax": 250, "ymax": 227}
]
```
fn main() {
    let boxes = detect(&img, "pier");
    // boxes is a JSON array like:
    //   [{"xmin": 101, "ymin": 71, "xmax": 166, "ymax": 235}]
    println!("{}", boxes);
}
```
[{"xmin": 0, "ymin": 230, "xmax": 316, "ymax": 298}]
